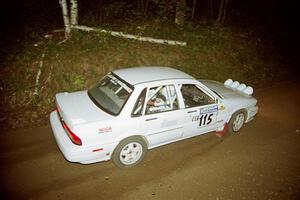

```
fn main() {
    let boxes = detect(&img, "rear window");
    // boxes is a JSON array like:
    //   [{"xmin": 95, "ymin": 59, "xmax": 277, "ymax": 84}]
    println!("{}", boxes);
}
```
[{"xmin": 88, "ymin": 73, "xmax": 133, "ymax": 115}]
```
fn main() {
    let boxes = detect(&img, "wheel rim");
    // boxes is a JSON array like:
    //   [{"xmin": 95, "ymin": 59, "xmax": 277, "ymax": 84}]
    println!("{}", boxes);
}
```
[
  {"xmin": 119, "ymin": 142, "xmax": 143, "ymax": 165},
  {"xmin": 232, "ymin": 113, "xmax": 245, "ymax": 132}
]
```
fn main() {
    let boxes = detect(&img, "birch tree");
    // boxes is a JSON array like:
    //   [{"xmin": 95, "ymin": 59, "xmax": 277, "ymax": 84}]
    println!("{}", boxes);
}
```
[
  {"xmin": 70, "ymin": 0, "xmax": 78, "ymax": 26},
  {"xmin": 59, "ymin": 0, "xmax": 71, "ymax": 38},
  {"xmin": 58, "ymin": 0, "xmax": 79, "ymax": 39}
]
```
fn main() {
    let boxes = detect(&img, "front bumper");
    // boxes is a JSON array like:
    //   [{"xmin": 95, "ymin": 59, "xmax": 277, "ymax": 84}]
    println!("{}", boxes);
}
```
[
  {"xmin": 50, "ymin": 110, "xmax": 116, "ymax": 164},
  {"xmin": 246, "ymin": 105, "xmax": 259, "ymax": 123}
]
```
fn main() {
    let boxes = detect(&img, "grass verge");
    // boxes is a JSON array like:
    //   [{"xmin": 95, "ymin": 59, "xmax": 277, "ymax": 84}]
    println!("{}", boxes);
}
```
[{"xmin": 0, "ymin": 22, "xmax": 288, "ymax": 131}]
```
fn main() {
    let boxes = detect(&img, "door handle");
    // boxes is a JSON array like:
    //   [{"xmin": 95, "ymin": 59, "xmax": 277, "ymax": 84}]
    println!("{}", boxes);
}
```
[
  {"xmin": 145, "ymin": 117, "xmax": 157, "ymax": 121},
  {"xmin": 187, "ymin": 110, "xmax": 197, "ymax": 114}
]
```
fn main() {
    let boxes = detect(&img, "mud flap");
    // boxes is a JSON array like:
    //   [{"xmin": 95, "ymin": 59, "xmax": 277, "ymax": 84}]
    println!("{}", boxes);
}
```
[{"xmin": 215, "ymin": 123, "xmax": 228, "ymax": 137}]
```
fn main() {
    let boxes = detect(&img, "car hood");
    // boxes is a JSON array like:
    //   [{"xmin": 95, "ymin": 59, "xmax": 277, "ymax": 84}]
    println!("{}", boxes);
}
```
[
  {"xmin": 201, "ymin": 80, "xmax": 255, "ymax": 101},
  {"xmin": 56, "ymin": 90, "xmax": 113, "ymax": 126}
]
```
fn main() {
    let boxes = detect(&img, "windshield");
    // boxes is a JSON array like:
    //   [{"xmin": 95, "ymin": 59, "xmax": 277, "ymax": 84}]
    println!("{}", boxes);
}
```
[{"xmin": 88, "ymin": 73, "xmax": 133, "ymax": 115}]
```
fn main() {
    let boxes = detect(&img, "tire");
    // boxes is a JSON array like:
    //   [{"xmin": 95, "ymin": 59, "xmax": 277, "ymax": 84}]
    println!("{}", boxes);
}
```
[
  {"xmin": 228, "ymin": 110, "xmax": 246, "ymax": 134},
  {"xmin": 112, "ymin": 136, "xmax": 147, "ymax": 168}
]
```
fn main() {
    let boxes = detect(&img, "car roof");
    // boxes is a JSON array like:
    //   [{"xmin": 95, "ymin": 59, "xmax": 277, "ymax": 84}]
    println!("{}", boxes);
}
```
[{"xmin": 113, "ymin": 66, "xmax": 194, "ymax": 85}]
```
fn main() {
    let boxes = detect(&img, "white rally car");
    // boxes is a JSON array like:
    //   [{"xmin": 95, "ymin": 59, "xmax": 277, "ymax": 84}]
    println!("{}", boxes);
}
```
[{"xmin": 50, "ymin": 66, "xmax": 258, "ymax": 168}]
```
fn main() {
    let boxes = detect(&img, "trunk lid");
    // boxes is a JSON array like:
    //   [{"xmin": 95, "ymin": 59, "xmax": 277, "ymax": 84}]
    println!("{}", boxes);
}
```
[{"xmin": 56, "ymin": 90, "xmax": 113, "ymax": 127}]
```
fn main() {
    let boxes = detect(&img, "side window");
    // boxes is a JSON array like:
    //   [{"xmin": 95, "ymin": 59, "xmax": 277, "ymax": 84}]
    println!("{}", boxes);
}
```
[
  {"xmin": 181, "ymin": 84, "xmax": 215, "ymax": 108},
  {"xmin": 132, "ymin": 88, "xmax": 147, "ymax": 117},
  {"xmin": 146, "ymin": 85, "xmax": 178, "ymax": 114}
]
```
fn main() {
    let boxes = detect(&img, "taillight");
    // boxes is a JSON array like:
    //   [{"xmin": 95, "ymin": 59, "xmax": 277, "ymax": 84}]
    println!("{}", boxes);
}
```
[
  {"xmin": 55, "ymin": 103, "xmax": 82, "ymax": 146},
  {"xmin": 62, "ymin": 121, "xmax": 82, "ymax": 146}
]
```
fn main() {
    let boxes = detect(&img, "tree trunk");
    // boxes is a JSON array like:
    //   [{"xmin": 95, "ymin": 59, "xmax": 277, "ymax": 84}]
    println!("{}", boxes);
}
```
[
  {"xmin": 221, "ymin": 0, "xmax": 228, "ymax": 24},
  {"xmin": 217, "ymin": 0, "xmax": 229, "ymax": 24},
  {"xmin": 137, "ymin": 0, "xmax": 149, "ymax": 15},
  {"xmin": 191, "ymin": 0, "xmax": 197, "ymax": 19},
  {"xmin": 141, "ymin": 0, "xmax": 144, "ymax": 11},
  {"xmin": 73, "ymin": 25, "xmax": 187, "ymax": 46},
  {"xmin": 175, "ymin": 0, "xmax": 186, "ymax": 26},
  {"xmin": 209, "ymin": 0, "xmax": 214, "ymax": 18},
  {"xmin": 144, "ymin": 0, "xmax": 149, "ymax": 15},
  {"xmin": 59, "ymin": 0, "xmax": 71, "ymax": 38},
  {"xmin": 217, "ymin": 0, "xmax": 224, "ymax": 23},
  {"xmin": 70, "ymin": 0, "xmax": 78, "ymax": 26}
]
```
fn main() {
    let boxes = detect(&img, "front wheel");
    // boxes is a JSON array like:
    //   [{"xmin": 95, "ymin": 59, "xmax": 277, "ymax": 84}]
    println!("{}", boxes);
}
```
[
  {"xmin": 228, "ymin": 110, "xmax": 246, "ymax": 134},
  {"xmin": 112, "ymin": 136, "xmax": 147, "ymax": 168}
]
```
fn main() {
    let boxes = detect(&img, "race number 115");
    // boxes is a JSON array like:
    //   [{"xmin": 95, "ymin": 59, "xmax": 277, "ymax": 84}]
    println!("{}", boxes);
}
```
[{"xmin": 199, "ymin": 113, "xmax": 213, "ymax": 126}]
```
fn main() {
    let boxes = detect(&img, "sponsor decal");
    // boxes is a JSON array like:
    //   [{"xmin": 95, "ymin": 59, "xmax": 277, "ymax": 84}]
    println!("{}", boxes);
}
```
[
  {"xmin": 219, "ymin": 104, "xmax": 226, "ymax": 111},
  {"xmin": 200, "ymin": 105, "xmax": 218, "ymax": 114},
  {"xmin": 98, "ymin": 126, "xmax": 112, "ymax": 134}
]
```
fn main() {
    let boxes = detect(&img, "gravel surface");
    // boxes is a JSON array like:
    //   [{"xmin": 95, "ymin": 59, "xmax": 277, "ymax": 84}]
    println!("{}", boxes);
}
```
[{"xmin": 1, "ymin": 81, "xmax": 299, "ymax": 200}]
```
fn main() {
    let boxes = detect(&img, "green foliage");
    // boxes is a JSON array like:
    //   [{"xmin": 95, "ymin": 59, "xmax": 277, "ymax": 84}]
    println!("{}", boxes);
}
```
[
  {"xmin": 71, "ymin": 30, "xmax": 86, "ymax": 41},
  {"xmin": 73, "ymin": 75, "xmax": 85, "ymax": 88}
]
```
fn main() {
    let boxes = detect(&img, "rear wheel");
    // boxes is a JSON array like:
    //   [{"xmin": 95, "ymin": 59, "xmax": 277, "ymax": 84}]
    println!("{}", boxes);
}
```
[
  {"xmin": 228, "ymin": 110, "xmax": 246, "ymax": 134},
  {"xmin": 112, "ymin": 136, "xmax": 147, "ymax": 168}
]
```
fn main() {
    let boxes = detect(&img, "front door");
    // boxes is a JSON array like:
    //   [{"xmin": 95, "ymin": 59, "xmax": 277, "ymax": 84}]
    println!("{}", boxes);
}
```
[
  {"xmin": 184, "ymin": 104, "xmax": 218, "ymax": 137},
  {"xmin": 179, "ymin": 84, "xmax": 219, "ymax": 137}
]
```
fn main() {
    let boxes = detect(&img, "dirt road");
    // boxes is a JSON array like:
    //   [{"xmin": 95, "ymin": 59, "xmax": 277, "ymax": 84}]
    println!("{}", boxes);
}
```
[{"xmin": 1, "ymin": 81, "xmax": 300, "ymax": 200}]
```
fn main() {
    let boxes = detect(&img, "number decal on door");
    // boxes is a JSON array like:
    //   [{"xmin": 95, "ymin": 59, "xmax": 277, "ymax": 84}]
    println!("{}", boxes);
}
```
[
  {"xmin": 191, "ymin": 105, "xmax": 218, "ymax": 127},
  {"xmin": 199, "ymin": 113, "xmax": 213, "ymax": 126}
]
